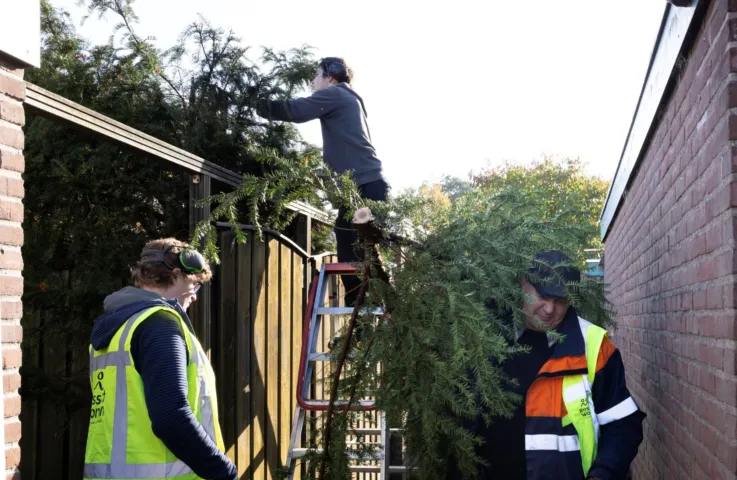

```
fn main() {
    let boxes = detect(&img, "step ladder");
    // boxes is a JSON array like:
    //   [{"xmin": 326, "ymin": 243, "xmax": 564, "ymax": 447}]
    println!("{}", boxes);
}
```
[{"xmin": 285, "ymin": 263, "xmax": 409, "ymax": 479}]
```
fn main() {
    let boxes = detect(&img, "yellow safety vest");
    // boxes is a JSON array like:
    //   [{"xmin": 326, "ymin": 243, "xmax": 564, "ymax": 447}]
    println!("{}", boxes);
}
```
[
  {"xmin": 561, "ymin": 320, "xmax": 607, "ymax": 476},
  {"xmin": 83, "ymin": 306, "xmax": 224, "ymax": 479}
]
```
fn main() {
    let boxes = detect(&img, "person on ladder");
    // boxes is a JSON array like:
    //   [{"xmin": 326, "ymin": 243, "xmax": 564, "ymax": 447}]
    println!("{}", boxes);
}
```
[
  {"xmin": 83, "ymin": 238, "xmax": 237, "ymax": 480},
  {"xmin": 468, "ymin": 250, "xmax": 646, "ymax": 480},
  {"xmin": 255, "ymin": 57, "xmax": 390, "ymax": 308}
]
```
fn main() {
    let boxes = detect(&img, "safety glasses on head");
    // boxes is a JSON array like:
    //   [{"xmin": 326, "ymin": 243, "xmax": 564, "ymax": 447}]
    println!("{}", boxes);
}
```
[{"xmin": 140, "ymin": 245, "xmax": 206, "ymax": 273}]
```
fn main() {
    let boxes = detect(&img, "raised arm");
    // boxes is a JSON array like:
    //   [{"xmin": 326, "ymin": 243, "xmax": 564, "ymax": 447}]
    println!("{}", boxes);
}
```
[{"xmin": 256, "ymin": 88, "xmax": 337, "ymax": 123}]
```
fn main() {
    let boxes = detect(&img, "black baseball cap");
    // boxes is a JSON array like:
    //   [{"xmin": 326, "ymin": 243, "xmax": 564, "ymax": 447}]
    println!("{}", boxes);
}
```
[{"xmin": 528, "ymin": 250, "xmax": 581, "ymax": 299}]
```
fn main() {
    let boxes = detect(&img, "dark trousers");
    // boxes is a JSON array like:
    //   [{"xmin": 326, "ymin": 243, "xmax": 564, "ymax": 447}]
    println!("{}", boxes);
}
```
[{"xmin": 335, "ymin": 178, "xmax": 389, "ymax": 306}]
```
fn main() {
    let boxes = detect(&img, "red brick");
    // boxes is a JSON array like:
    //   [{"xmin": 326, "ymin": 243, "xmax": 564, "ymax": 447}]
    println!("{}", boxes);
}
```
[
  {"xmin": 0, "ymin": 249, "xmax": 22, "ymax": 271},
  {"xmin": 0, "ymin": 301, "xmax": 22, "ymax": 320},
  {"xmin": 0, "ymin": 75, "xmax": 24, "ymax": 101},
  {"xmin": 4, "ymin": 419, "xmax": 20, "ymax": 443},
  {"xmin": 716, "ymin": 250, "xmax": 737, "ymax": 277},
  {"xmin": 2, "ymin": 347, "xmax": 21, "ymax": 369},
  {"xmin": 714, "ymin": 313, "xmax": 737, "ymax": 339},
  {"xmin": 700, "ymin": 422, "xmax": 719, "ymax": 457},
  {"xmin": 0, "ymin": 225, "xmax": 23, "ymax": 247},
  {"xmin": 0, "ymin": 177, "xmax": 24, "ymax": 200},
  {"xmin": 2, "ymin": 325, "xmax": 22, "ymax": 344},
  {"xmin": 0, "ymin": 101, "xmax": 23, "ymax": 127},
  {"xmin": 5, "ymin": 446, "xmax": 19, "ymax": 470},
  {"xmin": 0, "ymin": 123, "xmax": 22, "ymax": 150},
  {"xmin": 706, "ymin": 286, "xmax": 723, "ymax": 309},
  {"xmin": 715, "ymin": 376, "xmax": 737, "ymax": 404},
  {"xmin": 702, "ymin": 315, "xmax": 716, "ymax": 337},
  {"xmin": 4, "ymin": 372, "xmax": 20, "ymax": 393},
  {"xmin": 709, "ymin": 457, "xmax": 731, "ymax": 480},
  {"xmin": 724, "ymin": 283, "xmax": 737, "ymax": 308},
  {"xmin": 705, "ymin": 165, "xmax": 722, "ymax": 195},
  {"xmin": 0, "ymin": 200, "xmax": 23, "ymax": 223},
  {"xmin": 716, "ymin": 439, "xmax": 737, "ymax": 472},
  {"xmin": 0, "ymin": 276, "xmax": 22, "ymax": 296},
  {"xmin": 709, "ymin": 346, "xmax": 724, "ymax": 369},
  {"xmin": 724, "ymin": 348, "xmax": 737, "ymax": 375},
  {"xmin": 4, "ymin": 395, "xmax": 20, "ymax": 417},
  {"xmin": 0, "ymin": 149, "xmax": 24, "ymax": 173},
  {"xmin": 698, "ymin": 342, "xmax": 711, "ymax": 364}
]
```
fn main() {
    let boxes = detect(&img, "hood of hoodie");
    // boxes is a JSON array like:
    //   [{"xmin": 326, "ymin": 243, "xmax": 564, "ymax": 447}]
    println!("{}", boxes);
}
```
[
  {"xmin": 90, "ymin": 286, "xmax": 190, "ymax": 350},
  {"xmin": 337, "ymin": 82, "xmax": 368, "ymax": 117}
]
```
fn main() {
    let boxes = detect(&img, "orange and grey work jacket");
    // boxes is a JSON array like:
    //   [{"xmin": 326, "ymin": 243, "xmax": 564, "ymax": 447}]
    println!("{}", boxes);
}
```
[{"xmin": 523, "ymin": 314, "xmax": 646, "ymax": 480}]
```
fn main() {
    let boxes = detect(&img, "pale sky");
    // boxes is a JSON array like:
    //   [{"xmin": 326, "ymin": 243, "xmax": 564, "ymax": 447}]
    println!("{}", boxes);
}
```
[{"xmin": 52, "ymin": 0, "xmax": 666, "ymax": 192}]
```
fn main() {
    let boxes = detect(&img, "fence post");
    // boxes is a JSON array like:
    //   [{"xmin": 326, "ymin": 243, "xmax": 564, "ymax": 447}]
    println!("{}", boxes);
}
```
[
  {"xmin": 294, "ymin": 213, "xmax": 312, "ymax": 256},
  {"xmin": 189, "ymin": 173, "xmax": 212, "ymax": 355}
]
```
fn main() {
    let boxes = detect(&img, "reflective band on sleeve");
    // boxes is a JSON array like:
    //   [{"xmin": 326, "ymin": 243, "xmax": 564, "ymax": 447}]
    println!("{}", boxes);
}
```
[
  {"xmin": 525, "ymin": 434, "xmax": 580, "ymax": 452},
  {"xmin": 597, "ymin": 396, "xmax": 639, "ymax": 425}
]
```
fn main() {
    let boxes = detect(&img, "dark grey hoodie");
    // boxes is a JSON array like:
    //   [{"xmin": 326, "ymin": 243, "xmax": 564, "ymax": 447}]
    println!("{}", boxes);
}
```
[
  {"xmin": 256, "ymin": 82, "xmax": 385, "ymax": 186},
  {"xmin": 89, "ymin": 286, "xmax": 237, "ymax": 480}
]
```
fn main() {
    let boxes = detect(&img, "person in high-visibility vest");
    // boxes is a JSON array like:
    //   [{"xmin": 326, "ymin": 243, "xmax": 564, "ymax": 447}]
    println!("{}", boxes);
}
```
[
  {"xmin": 83, "ymin": 238, "xmax": 237, "ymax": 480},
  {"xmin": 473, "ymin": 250, "xmax": 646, "ymax": 480}
]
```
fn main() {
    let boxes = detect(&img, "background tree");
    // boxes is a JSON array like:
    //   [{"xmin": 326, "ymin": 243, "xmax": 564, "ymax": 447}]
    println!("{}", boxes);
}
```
[
  {"xmin": 439, "ymin": 174, "xmax": 472, "ymax": 202},
  {"xmin": 471, "ymin": 157, "xmax": 609, "ymax": 250}
]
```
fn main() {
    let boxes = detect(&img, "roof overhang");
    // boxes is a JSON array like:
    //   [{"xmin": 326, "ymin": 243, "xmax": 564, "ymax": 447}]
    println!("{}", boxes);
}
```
[{"xmin": 600, "ymin": 0, "xmax": 706, "ymax": 240}]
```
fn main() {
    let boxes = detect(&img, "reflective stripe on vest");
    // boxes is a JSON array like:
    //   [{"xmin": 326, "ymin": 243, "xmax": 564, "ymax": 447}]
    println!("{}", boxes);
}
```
[
  {"xmin": 560, "ymin": 318, "xmax": 607, "ymax": 476},
  {"xmin": 84, "ymin": 307, "xmax": 222, "ymax": 479}
]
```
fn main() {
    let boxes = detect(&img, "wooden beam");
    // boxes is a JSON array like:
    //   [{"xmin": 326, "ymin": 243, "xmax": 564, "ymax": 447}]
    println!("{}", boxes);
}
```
[{"xmin": 23, "ymin": 81, "xmax": 332, "ymax": 226}]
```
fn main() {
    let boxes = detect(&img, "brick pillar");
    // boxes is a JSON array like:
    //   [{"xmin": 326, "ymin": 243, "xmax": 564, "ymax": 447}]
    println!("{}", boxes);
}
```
[{"xmin": 0, "ymin": 53, "xmax": 25, "ymax": 480}]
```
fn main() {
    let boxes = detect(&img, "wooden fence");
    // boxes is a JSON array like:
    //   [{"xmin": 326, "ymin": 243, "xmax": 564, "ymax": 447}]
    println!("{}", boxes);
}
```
[{"xmin": 19, "ymin": 225, "xmax": 346, "ymax": 480}]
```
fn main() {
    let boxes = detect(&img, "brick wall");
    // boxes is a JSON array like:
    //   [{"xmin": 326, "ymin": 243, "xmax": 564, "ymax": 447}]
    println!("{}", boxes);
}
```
[
  {"xmin": 605, "ymin": 1, "xmax": 737, "ymax": 478},
  {"xmin": 0, "ymin": 54, "xmax": 24, "ymax": 480}
]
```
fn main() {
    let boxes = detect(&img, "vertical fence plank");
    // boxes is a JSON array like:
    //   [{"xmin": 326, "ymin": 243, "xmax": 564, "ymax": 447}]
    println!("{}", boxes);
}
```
[
  {"xmin": 279, "ymin": 243, "xmax": 293, "ymax": 471},
  {"xmin": 266, "ymin": 237, "xmax": 281, "ymax": 479},
  {"xmin": 251, "ymin": 236, "xmax": 267, "ymax": 480},
  {"xmin": 67, "ymin": 345, "xmax": 88, "ymax": 480},
  {"xmin": 293, "ymin": 254, "xmax": 306, "ymax": 479},
  {"xmin": 217, "ymin": 231, "xmax": 238, "ymax": 464},
  {"xmin": 236, "ymin": 234, "xmax": 253, "ymax": 477},
  {"xmin": 37, "ymin": 311, "xmax": 66, "ymax": 479}
]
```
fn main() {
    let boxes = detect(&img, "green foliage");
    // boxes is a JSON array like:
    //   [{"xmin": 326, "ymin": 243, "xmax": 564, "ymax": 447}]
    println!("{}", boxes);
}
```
[
  {"xmin": 196, "ymin": 148, "xmax": 614, "ymax": 479},
  {"xmin": 22, "ymin": 0, "xmax": 321, "ymax": 409},
  {"xmin": 471, "ymin": 157, "xmax": 610, "ymax": 250}
]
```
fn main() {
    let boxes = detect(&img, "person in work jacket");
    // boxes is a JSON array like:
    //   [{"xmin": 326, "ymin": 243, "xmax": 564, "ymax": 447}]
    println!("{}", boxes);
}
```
[
  {"xmin": 83, "ymin": 238, "xmax": 237, "ymax": 480},
  {"xmin": 255, "ymin": 57, "xmax": 389, "ymax": 307},
  {"xmin": 475, "ymin": 250, "xmax": 645, "ymax": 480}
]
